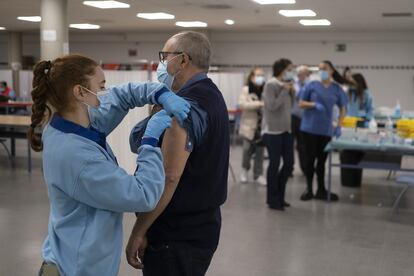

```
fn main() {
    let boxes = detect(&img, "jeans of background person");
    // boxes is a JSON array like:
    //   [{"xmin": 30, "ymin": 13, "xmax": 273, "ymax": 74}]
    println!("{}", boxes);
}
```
[
  {"xmin": 242, "ymin": 138, "xmax": 264, "ymax": 179},
  {"xmin": 291, "ymin": 114, "xmax": 306, "ymax": 175},
  {"xmin": 262, "ymin": 133, "xmax": 294, "ymax": 208},
  {"xmin": 143, "ymin": 242, "xmax": 215, "ymax": 276},
  {"xmin": 302, "ymin": 132, "xmax": 331, "ymax": 192}
]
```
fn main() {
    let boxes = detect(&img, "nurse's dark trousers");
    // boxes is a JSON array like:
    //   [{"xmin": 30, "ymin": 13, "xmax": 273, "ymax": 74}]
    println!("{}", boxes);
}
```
[{"xmin": 302, "ymin": 131, "xmax": 331, "ymax": 192}]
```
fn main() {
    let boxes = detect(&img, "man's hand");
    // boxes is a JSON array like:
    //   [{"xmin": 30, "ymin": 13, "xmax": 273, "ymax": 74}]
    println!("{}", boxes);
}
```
[{"xmin": 126, "ymin": 233, "xmax": 148, "ymax": 269}]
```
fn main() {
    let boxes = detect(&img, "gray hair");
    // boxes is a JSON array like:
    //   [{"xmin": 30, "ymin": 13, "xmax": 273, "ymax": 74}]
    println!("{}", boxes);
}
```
[
  {"xmin": 171, "ymin": 31, "xmax": 211, "ymax": 71},
  {"xmin": 296, "ymin": 65, "xmax": 309, "ymax": 74}
]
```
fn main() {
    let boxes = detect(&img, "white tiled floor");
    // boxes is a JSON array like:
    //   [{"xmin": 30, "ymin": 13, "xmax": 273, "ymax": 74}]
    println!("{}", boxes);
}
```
[{"xmin": 0, "ymin": 140, "xmax": 413, "ymax": 276}]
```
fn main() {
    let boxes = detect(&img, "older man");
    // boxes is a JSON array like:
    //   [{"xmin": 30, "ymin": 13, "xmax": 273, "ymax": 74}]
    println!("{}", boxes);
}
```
[{"xmin": 126, "ymin": 31, "xmax": 230, "ymax": 276}]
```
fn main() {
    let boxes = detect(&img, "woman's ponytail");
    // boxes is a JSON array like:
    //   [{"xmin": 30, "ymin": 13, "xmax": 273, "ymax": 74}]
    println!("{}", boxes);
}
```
[
  {"xmin": 27, "ymin": 54, "xmax": 99, "ymax": 152},
  {"xmin": 323, "ymin": 60, "xmax": 346, "ymax": 85},
  {"xmin": 27, "ymin": 60, "xmax": 53, "ymax": 152}
]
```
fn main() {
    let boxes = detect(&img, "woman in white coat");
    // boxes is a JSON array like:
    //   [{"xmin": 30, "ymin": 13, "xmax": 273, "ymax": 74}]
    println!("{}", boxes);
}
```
[{"xmin": 238, "ymin": 67, "xmax": 266, "ymax": 185}]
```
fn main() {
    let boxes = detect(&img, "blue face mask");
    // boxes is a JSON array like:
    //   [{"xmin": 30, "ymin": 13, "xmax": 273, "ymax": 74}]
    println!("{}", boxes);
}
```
[
  {"xmin": 283, "ymin": 71, "xmax": 294, "ymax": 82},
  {"xmin": 254, "ymin": 75, "xmax": 265, "ymax": 86},
  {"xmin": 156, "ymin": 54, "xmax": 182, "ymax": 89},
  {"xmin": 319, "ymin": 70, "xmax": 330, "ymax": 81},
  {"xmin": 156, "ymin": 61, "xmax": 174, "ymax": 89}
]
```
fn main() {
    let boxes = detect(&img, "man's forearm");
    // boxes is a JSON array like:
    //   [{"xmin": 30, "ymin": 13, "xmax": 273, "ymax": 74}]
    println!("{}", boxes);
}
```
[{"xmin": 131, "ymin": 181, "xmax": 177, "ymax": 237}]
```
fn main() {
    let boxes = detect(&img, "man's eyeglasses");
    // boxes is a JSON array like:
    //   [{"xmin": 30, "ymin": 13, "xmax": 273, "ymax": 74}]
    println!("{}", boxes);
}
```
[{"xmin": 158, "ymin": 51, "xmax": 192, "ymax": 63}]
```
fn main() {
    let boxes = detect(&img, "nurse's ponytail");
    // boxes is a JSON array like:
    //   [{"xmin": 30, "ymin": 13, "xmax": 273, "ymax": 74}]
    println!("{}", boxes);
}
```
[
  {"xmin": 28, "ymin": 54, "xmax": 98, "ymax": 152},
  {"xmin": 323, "ymin": 60, "xmax": 346, "ymax": 85}
]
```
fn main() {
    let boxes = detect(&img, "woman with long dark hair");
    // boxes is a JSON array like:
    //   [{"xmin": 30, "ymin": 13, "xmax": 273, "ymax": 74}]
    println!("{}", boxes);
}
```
[
  {"xmin": 299, "ymin": 60, "xmax": 347, "ymax": 202},
  {"xmin": 347, "ymin": 73, "xmax": 374, "ymax": 122}
]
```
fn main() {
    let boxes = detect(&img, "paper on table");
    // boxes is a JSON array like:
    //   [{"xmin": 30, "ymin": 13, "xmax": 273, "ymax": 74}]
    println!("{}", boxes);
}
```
[{"xmin": 401, "ymin": 156, "xmax": 414, "ymax": 170}]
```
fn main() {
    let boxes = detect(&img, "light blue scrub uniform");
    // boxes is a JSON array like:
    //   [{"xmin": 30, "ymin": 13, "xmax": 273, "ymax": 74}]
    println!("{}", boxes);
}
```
[
  {"xmin": 347, "ymin": 90, "xmax": 373, "ymax": 120},
  {"xmin": 41, "ymin": 82, "xmax": 169, "ymax": 276},
  {"xmin": 300, "ymin": 80, "xmax": 347, "ymax": 137}
]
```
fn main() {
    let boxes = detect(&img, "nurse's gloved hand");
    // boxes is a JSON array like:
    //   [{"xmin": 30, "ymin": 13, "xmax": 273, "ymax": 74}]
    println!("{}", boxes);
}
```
[
  {"xmin": 143, "ymin": 110, "xmax": 172, "ymax": 141},
  {"xmin": 334, "ymin": 126, "xmax": 342, "ymax": 138},
  {"xmin": 157, "ymin": 91, "xmax": 190, "ymax": 126},
  {"xmin": 314, "ymin": 102, "xmax": 325, "ymax": 112}
]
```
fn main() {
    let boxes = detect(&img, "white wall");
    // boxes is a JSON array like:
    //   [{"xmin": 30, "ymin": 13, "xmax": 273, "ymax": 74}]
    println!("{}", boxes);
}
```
[
  {"xmin": 100, "ymin": 70, "xmax": 150, "ymax": 174},
  {"xmin": 1, "ymin": 30, "xmax": 413, "ymax": 109}
]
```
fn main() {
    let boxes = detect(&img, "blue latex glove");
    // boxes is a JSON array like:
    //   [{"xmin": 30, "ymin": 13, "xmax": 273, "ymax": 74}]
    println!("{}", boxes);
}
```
[
  {"xmin": 314, "ymin": 102, "xmax": 325, "ymax": 112},
  {"xmin": 143, "ymin": 110, "xmax": 172, "ymax": 140},
  {"xmin": 157, "ymin": 91, "xmax": 191, "ymax": 126},
  {"xmin": 334, "ymin": 126, "xmax": 342, "ymax": 138}
]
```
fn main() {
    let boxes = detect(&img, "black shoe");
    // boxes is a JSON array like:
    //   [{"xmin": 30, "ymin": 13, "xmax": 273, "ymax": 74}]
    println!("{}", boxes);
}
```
[
  {"xmin": 300, "ymin": 190, "xmax": 313, "ymax": 201},
  {"xmin": 314, "ymin": 189, "xmax": 339, "ymax": 201},
  {"xmin": 268, "ymin": 204, "xmax": 285, "ymax": 211},
  {"xmin": 283, "ymin": 201, "xmax": 291, "ymax": 207}
]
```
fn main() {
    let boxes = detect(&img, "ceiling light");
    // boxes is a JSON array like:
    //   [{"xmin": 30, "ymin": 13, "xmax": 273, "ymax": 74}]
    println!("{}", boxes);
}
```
[
  {"xmin": 70, "ymin": 23, "xmax": 101, "ymax": 29},
  {"xmin": 299, "ymin": 19, "xmax": 331, "ymax": 26},
  {"xmin": 0, "ymin": 27, "xmax": 6, "ymax": 30},
  {"xmin": 17, "ymin": 16, "xmax": 41, "ymax": 22},
  {"xmin": 175, "ymin": 21, "xmax": 208, "ymax": 28},
  {"xmin": 83, "ymin": 1, "xmax": 130, "ymax": 9},
  {"xmin": 225, "ymin": 19, "xmax": 235, "ymax": 25},
  {"xmin": 137, "ymin": 12, "xmax": 175, "ymax": 20},
  {"xmin": 279, "ymin": 9, "xmax": 316, "ymax": 17},
  {"xmin": 252, "ymin": 0, "xmax": 295, "ymax": 4}
]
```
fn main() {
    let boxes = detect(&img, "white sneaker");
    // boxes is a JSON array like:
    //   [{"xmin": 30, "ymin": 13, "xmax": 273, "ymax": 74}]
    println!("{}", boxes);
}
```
[
  {"xmin": 255, "ymin": 175, "xmax": 267, "ymax": 186},
  {"xmin": 240, "ymin": 169, "xmax": 248, "ymax": 183}
]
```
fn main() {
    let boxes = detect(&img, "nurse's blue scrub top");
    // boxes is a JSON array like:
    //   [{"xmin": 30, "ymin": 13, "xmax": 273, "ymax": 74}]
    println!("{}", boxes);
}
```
[
  {"xmin": 300, "ymin": 80, "xmax": 347, "ymax": 137},
  {"xmin": 41, "ymin": 82, "xmax": 169, "ymax": 276}
]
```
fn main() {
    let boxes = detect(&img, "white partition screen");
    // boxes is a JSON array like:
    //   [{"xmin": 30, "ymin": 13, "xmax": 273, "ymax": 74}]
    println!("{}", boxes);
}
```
[
  {"xmin": 19, "ymin": 70, "xmax": 34, "ymax": 100},
  {"xmin": 208, "ymin": 72, "xmax": 245, "ymax": 109},
  {"xmin": 104, "ymin": 70, "xmax": 150, "ymax": 174},
  {"xmin": 0, "ymin": 70, "xmax": 13, "ymax": 90}
]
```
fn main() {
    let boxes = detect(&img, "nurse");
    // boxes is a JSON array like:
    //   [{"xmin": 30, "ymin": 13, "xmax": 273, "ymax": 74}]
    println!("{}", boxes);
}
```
[
  {"xmin": 29, "ymin": 54, "xmax": 190, "ymax": 276},
  {"xmin": 299, "ymin": 60, "xmax": 347, "ymax": 202}
]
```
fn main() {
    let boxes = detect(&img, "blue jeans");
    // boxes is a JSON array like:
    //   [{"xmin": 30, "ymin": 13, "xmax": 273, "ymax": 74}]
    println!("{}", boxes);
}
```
[{"xmin": 262, "ymin": 132, "xmax": 294, "ymax": 207}]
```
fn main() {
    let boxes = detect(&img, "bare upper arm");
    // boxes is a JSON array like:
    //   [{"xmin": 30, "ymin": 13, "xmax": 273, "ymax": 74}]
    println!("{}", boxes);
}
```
[{"xmin": 161, "ymin": 118, "xmax": 191, "ymax": 187}]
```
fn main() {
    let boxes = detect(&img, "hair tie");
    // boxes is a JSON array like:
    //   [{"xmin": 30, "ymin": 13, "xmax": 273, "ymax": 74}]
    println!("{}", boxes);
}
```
[
  {"xmin": 30, "ymin": 123, "xmax": 38, "ymax": 129},
  {"xmin": 44, "ymin": 60, "xmax": 52, "ymax": 75}
]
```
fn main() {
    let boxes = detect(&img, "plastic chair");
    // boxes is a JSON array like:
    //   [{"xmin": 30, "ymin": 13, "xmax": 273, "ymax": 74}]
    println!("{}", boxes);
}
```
[{"xmin": 391, "ymin": 174, "xmax": 414, "ymax": 218}]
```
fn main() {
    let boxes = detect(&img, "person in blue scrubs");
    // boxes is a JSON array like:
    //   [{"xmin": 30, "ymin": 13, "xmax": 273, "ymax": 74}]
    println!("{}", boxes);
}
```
[
  {"xmin": 27, "ymin": 54, "xmax": 190, "ymax": 276},
  {"xmin": 299, "ymin": 60, "xmax": 347, "ymax": 202},
  {"xmin": 347, "ymin": 73, "xmax": 374, "ymax": 123}
]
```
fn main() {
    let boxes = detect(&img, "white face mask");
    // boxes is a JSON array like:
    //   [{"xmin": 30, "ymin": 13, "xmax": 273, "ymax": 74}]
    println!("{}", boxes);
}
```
[{"xmin": 254, "ymin": 76, "xmax": 266, "ymax": 86}]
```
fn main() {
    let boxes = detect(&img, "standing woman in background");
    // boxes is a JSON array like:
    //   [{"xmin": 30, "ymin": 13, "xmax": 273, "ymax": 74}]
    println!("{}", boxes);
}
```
[
  {"xmin": 347, "ymin": 73, "xmax": 374, "ymax": 123},
  {"xmin": 238, "ymin": 67, "xmax": 266, "ymax": 185},
  {"xmin": 30, "ymin": 54, "xmax": 190, "ymax": 276},
  {"xmin": 299, "ymin": 60, "xmax": 347, "ymax": 202},
  {"xmin": 262, "ymin": 58, "xmax": 295, "ymax": 210}
]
